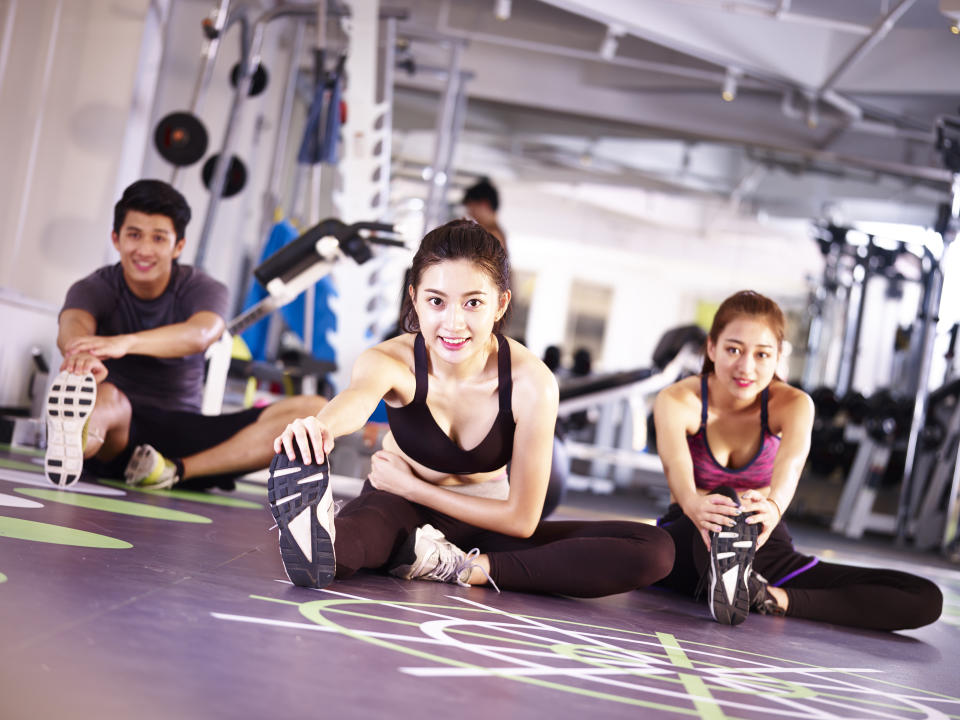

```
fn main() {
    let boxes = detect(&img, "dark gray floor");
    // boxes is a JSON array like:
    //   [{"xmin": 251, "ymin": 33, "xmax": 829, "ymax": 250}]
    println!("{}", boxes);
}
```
[{"xmin": 2, "ymin": 443, "xmax": 959, "ymax": 720}]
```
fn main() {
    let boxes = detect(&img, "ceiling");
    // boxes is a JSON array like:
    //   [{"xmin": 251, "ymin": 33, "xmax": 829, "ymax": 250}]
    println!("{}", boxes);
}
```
[{"xmin": 386, "ymin": 0, "xmax": 960, "ymax": 228}]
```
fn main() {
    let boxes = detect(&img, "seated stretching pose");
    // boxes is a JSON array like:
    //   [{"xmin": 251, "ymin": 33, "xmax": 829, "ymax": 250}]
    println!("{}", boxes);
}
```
[
  {"xmin": 269, "ymin": 219, "xmax": 675, "ymax": 595},
  {"xmin": 654, "ymin": 290, "xmax": 942, "ymax": 630},
  {"xmin": 46, "ymin": 179, "xmax": 327, "ymax": 490}
]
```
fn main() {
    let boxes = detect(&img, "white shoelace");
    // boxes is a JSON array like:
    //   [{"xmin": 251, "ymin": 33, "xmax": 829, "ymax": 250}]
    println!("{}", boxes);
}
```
[{"xmin": 428, "ymin": 545, "xmax": 501, "ymax": 593}]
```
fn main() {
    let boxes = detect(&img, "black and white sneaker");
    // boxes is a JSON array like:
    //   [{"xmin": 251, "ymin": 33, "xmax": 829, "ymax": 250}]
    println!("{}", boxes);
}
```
[
  {"xmin": 749, "ymin": 571, "xmax": 786, "ymax": 616},
  {"xmin": 44, "ymin": 371, "xmax": 96, "ymax": 487},
  {"xmin": 267, "ymin": 449, "xmax": 335, "ymax": 589},
  {"xmin": 707, "ymin": 510, "xmax": 759, "ymax": 625}
]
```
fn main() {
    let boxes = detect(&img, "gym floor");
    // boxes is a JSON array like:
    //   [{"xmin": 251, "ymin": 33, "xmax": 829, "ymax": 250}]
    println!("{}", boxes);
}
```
[{"xmin": 2, "ymin": 443, "xmax": 959, "ymax": 720}]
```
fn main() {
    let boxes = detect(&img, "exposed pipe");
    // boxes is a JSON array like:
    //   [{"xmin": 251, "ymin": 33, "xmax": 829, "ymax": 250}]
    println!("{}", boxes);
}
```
[
  {"xmin": 266, "ymin": 21, "xmax": 306, "ymax": 206},
  {"xmin": 430, "ymin": 0, "xmax": 724, "ymax": 85},
  {"xmin": 379, "ymin": 16, "xmax": 397, "ymax": 212},
  {"xmin": 528, "ymin": 0, "xmax": 924, "ymax": 134},
  {"xmin": 667, "ymin": 0, "xmax": 873, "ymax": 35},
  {"xmin": 422, "ymin": 40, "xmax": 462, "ymax": 234},
  {"xmin": 816, "ymin": 0, "xmax": 916, "ymax": 97}
]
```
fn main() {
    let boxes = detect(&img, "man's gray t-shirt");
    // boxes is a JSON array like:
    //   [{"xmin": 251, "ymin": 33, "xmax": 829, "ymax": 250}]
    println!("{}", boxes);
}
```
[{"xmin": 61, "ymin": 263, "xmax": 229, "ymax": 413}]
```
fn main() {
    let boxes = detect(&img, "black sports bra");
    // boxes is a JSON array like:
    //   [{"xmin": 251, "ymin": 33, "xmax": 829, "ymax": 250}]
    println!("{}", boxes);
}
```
[{"xmin": 385, "ymin": 333, "xmax": 515, "ymax": 474}]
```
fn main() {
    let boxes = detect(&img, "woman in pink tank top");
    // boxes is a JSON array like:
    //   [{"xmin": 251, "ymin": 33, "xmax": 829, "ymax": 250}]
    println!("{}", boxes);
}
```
[{"xmin": 654, "ymin": 291, "xmax": 941, "ymax": 631}]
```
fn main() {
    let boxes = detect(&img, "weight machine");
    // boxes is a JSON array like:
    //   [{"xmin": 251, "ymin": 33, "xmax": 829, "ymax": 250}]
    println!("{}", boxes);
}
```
[{"xmin": 202, "ymin": 218, "xmax": 405, "ymax": 415}]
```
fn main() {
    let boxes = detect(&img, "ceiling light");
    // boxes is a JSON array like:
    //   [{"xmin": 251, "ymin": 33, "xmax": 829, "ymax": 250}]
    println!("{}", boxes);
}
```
[
  {"xmin": 806, "ymin": 101, "xmax": 820, "ymax": 129},
  {"xmin": 599, "ymin": 25, "xmax": 624, "ymax": 61},
  {"xmin": 951, "ymin": 21, "xmax": 960, "ymax": 34},
  {"xmin": 494, "ymin": 0, "xmax": 511, "ymax": 21}
]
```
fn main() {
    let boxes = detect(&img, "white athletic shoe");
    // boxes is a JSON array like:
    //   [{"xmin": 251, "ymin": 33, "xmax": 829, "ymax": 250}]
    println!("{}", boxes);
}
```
[
  {"xmin": 389, "ymin": 524, "xmax": 500, "ymax": 592},
  {"xmin": 267, "ymin": 450, "xmax": 336, "ymax": 589},
  {"xmin": 44, "ymin": 371, "xmax": 96, "ymax": 487},
  {"xmin": 124, "ymin": 444, "xmax": 181, "ymax": 489}
]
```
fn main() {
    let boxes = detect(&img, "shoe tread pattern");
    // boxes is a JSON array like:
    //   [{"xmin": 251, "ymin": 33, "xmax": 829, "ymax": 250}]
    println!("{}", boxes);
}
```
[
  {"xmin": 708, "ymin": 511, "xmax": 759, "ymax": 626},
  {"xmin": 44, "ymin": 371, "xmax": 96, "ymax": 487},
  {"xmin": 267, "ymin": 451, "xmax": 335, "ymax": 589}
]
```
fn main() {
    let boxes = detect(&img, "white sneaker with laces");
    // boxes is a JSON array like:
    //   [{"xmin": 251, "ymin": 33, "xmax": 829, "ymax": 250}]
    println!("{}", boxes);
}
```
[{"xmin": 389, "ymin": 524, "xmax": 499, "ymax": 592}]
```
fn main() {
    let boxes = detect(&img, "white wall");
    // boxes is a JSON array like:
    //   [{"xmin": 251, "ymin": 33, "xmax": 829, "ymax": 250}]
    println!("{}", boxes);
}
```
[
  {"xmin": 499, "ymin": 180, "xmax": 822, "ymax": 371},
  {"xmin": 0, "ymin": 291, "xmax": 60, "ymax": 408},
  {"xmin": 0, "ymin": 0, "xmax": 160, "ymax": 303},
  {"xmin": 0, "ymin": 0, "xmax": 163, "ymax": 406}
]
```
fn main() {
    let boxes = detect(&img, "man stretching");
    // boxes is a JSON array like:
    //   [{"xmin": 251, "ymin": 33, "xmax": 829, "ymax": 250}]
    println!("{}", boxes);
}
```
[{"xmin": 45, "ymin": 179, "xmax": 326, "ymax": 489}]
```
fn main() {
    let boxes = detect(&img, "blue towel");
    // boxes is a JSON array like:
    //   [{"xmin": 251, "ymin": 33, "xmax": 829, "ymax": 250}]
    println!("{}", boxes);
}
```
[{"xmin": 240, "ymin": 219, "xmax": 336, "ymax": 363}]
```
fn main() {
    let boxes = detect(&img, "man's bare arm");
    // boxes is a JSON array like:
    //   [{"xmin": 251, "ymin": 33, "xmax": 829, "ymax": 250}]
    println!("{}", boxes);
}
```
[{"xmin": 64, "ymin": 311, "xmax": 225, "ymax": 359}]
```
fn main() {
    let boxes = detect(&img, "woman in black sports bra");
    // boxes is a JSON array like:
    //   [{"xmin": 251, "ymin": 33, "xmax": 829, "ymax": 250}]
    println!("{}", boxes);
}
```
[{"xmin": 268, "ymin": 219, "xmax": 675, "ymax": 595}]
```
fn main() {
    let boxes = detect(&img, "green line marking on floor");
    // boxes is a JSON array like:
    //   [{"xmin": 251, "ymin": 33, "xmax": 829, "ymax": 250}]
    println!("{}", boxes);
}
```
[
  {"xmin": 0, "ymin": 443, "xmax": 45, "ymax": 458},
  {"xmin": 99, "ymin": 480, "xmax": 262, "ymax": 509},
  {"xmin": 234, "ymin": 481, "xmax": 267, "ymax": 496},
  {"xmin": 656, "ymin": 632, "xmax": 694, "ymax": 669},
  {"xmin": 658, "ymin": 633, "xmax": 727, "ymax": 719},
  {"xmin": 0, "ymin": 457, "xmax": 44, "ymax": 474},
  {"xmin": 15, "ymin": 488, "xmax": 212, "ymax": 524},
  {"xmin": 0, "ymin": 515, "xmax": 132, "ymax": 548}
]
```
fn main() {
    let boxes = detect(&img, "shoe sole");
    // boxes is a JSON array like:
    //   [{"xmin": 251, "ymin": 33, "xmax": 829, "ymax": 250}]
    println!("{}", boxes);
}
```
[
  {"xmin": 267, "ymin": 451, "xmax": 335, "ymax": 589},
  {"xmin": 708, "ymin": 512, "xmax": 759, "ymax": 626},
  {"xmin": 44, "ymin": 371, "xmax": 96, "ymax": 487}
]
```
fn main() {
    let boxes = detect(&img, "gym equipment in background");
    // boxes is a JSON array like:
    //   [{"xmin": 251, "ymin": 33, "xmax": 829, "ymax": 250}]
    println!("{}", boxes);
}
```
[
  {"xmin": 201, "ymin": 217, "xmax": 406, "ymax": 415},
  {"xmin": 201, "ymin": 154, "xmax": 247, "ymax": 197},
  {"xmin": 830, "ymin": 389, "xmax": 914, "ymax": 538},
  {"xmin": 193, "ymin": 3, "xmax": 322, "ymax": 269},
  {"xmin": 553, "ymin": 324, "xmax": 706, "ymax": 495},
  {"xmin": 802, "ymin": 198, "xmax": 960, "ymax": 551},
  {"xmin": 154, "ymin": 111, "xmax": 209, "ymax": 167},
  {"xmin": 903, "ymin": 378, "xmax": 960, "ymax": 550},
  {"xmin": 897, "ymin": 126, "xmax": 960, "ymax": 549},
  {"xmin": 230, "ymin": 61, "xmax": 268, "ymax": 96}
]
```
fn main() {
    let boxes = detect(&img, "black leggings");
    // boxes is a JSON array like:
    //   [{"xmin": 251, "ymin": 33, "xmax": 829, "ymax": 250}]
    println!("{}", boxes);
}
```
[
  {"xmin": 657, "ymin": 497, "xmax": 943, "ymax": 631},
  {"xmin": 333, "ymin": 482, "xmax": 675, "ymax": 598}
]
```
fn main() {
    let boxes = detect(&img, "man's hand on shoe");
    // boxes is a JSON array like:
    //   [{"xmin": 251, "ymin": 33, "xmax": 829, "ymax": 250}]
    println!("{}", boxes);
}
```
[
  {"xmin": 66, "ymin": 333, "xmax": 135, "ymax": 361},
  {"xmin": 60, "ymin": 351, "xmax": 108, "ymax": 384}
]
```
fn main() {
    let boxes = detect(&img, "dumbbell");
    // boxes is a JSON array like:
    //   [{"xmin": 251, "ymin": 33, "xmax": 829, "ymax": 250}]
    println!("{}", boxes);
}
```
[
  {"xmin": 810, "ymin": 387, "xmax": 841, "ymax": 422},
  {"xmin": 840, "ymin": 391, "xmax": 869, "ymax": 425}
]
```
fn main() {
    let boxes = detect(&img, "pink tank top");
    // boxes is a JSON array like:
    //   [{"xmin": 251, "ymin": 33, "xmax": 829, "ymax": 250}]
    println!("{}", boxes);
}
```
[{"xmin": 686, "ymin": 374, "xmax": 781, "ymax": 492}]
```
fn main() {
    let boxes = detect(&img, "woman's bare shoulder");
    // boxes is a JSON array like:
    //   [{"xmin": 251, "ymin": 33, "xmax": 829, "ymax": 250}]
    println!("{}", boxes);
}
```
[
  {"xmin": 504, "ymin": 337, "xmax": 558, "ymax": 400},
  {"xmin": 658, "ymin": 374, "xmax": 702, "ymax": 409},
  {"xmin": 768, "ymin": 380, "xmax": 813, "ymax": 410},
  {"xmin": 767, "ymin": 380, "xmax": 815, "ymax": 428},
  {"xmin": 360, "ymin": 334, "xmax": 416, "ymax": 372}
]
